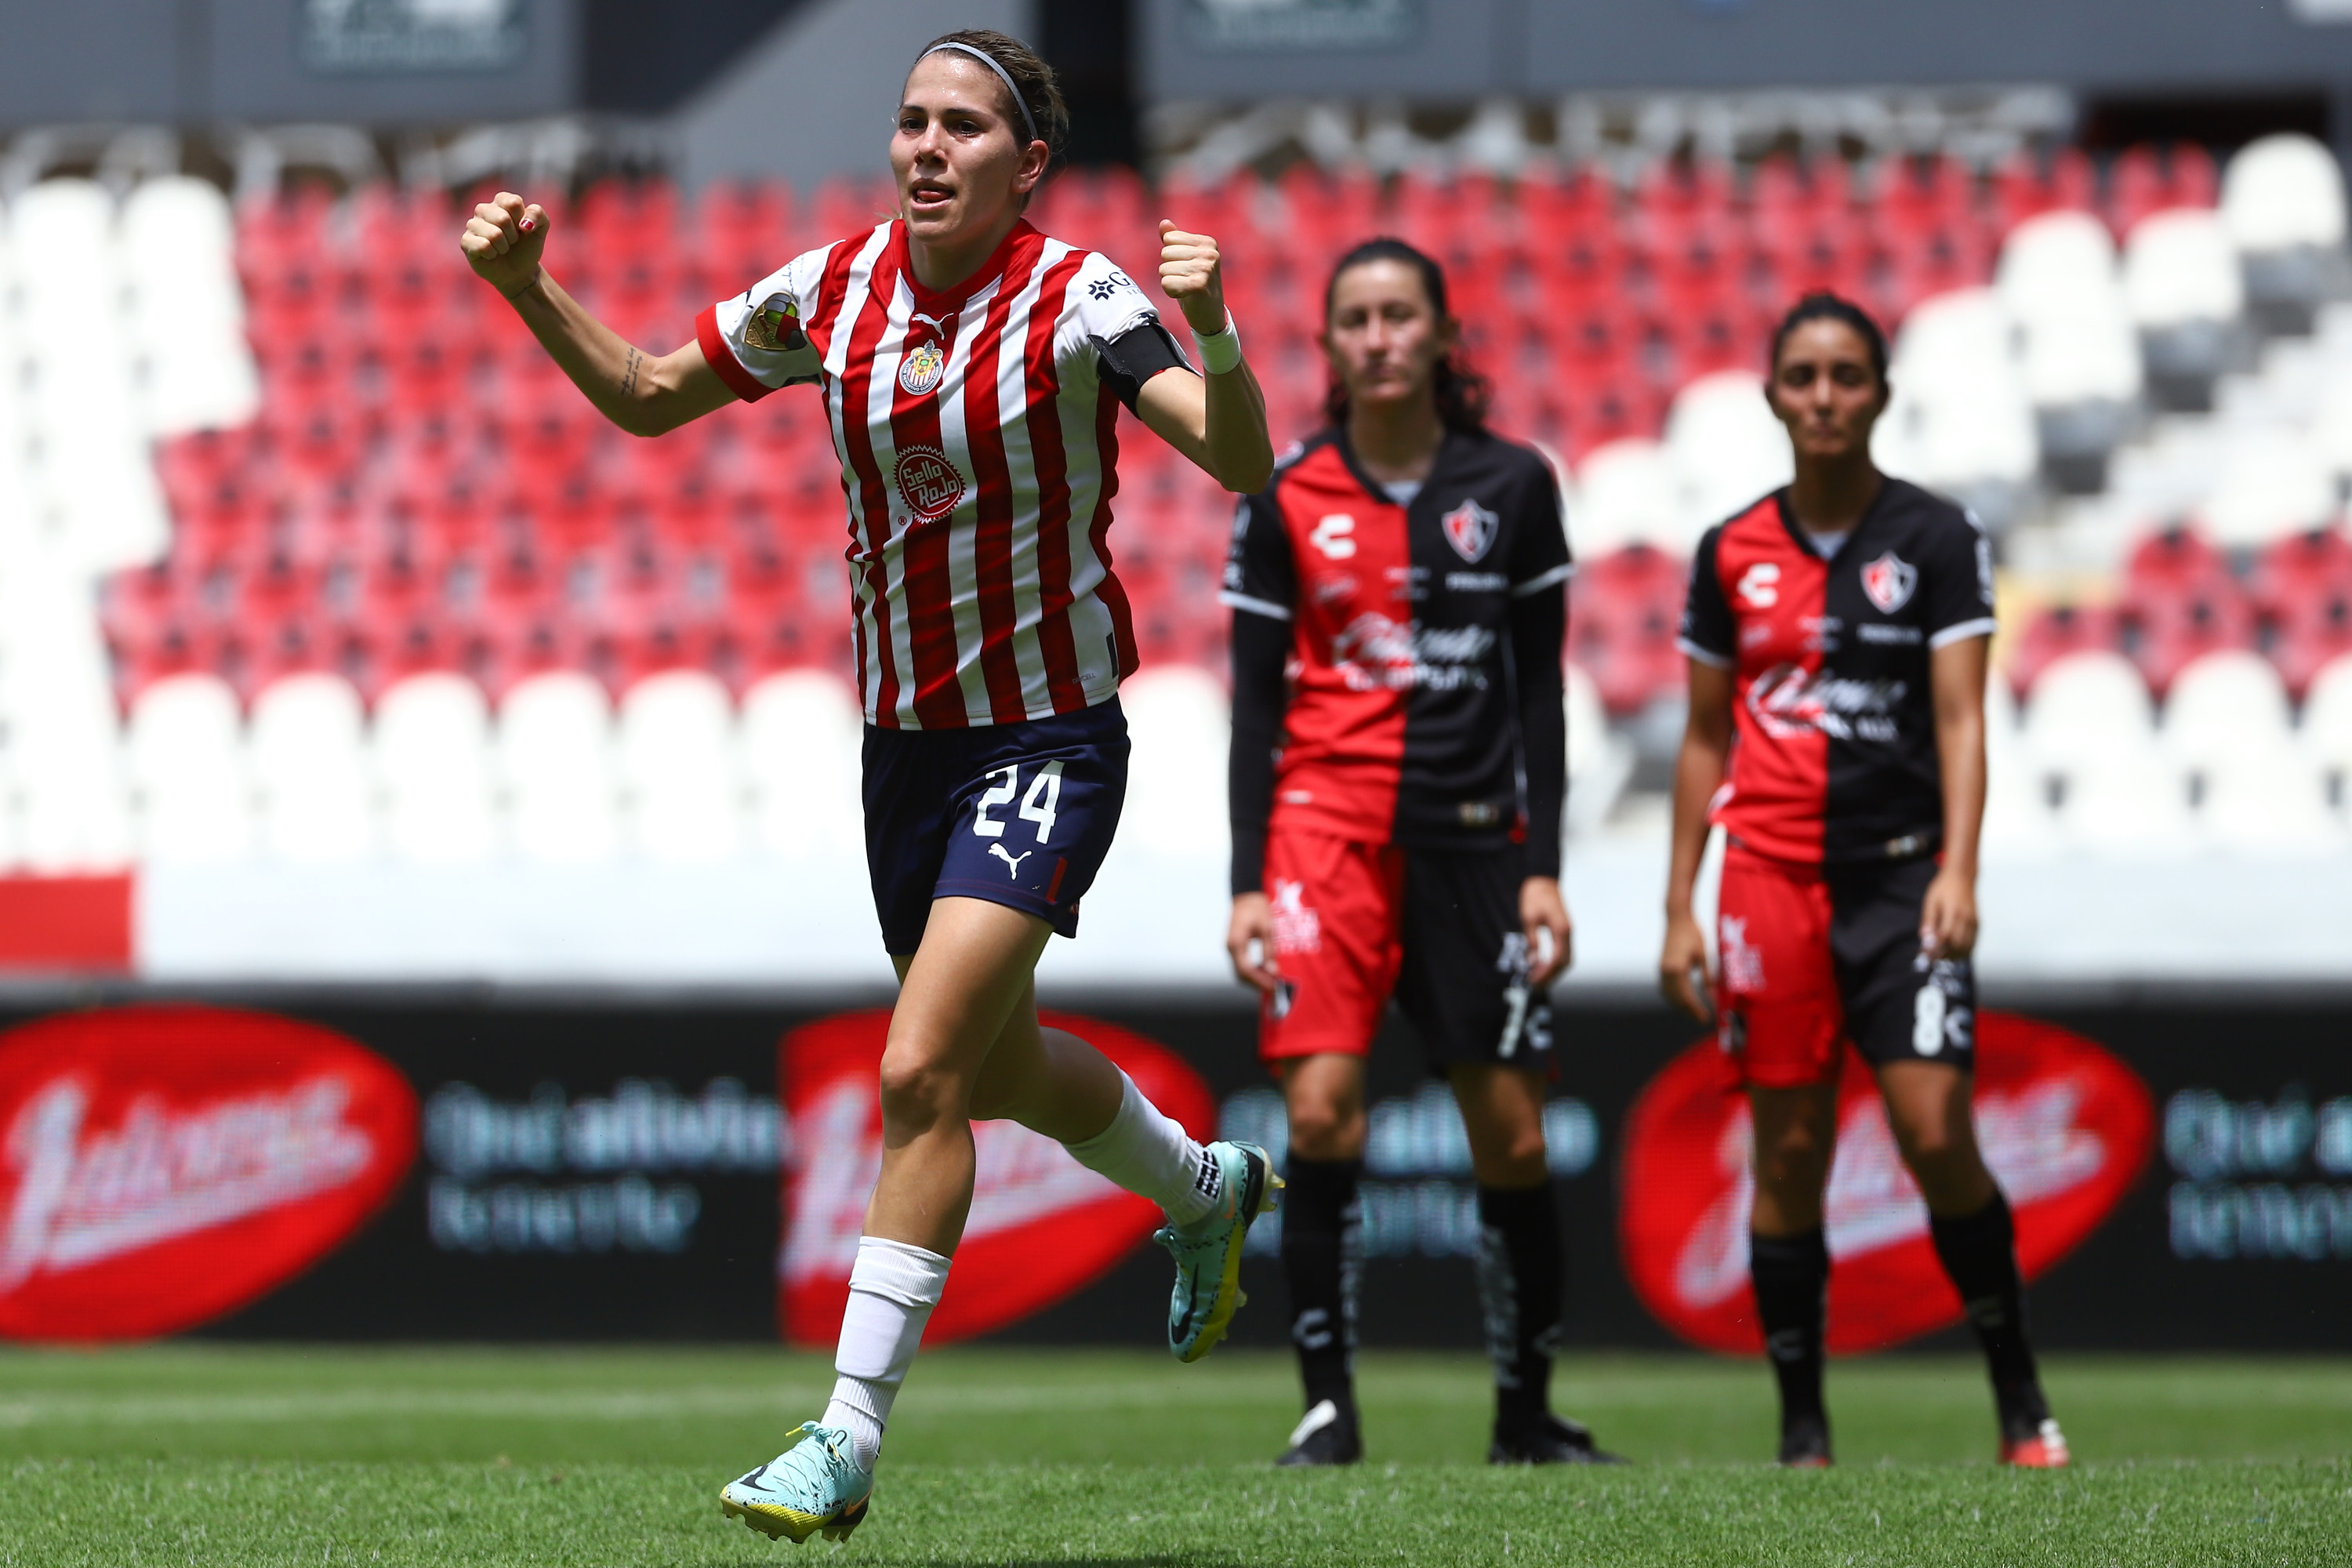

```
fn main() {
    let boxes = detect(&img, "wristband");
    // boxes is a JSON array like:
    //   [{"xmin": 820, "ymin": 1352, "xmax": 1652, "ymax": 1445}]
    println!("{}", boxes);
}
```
[{"xmin": 1192, "ymin": 311, "xmax": 1243, "ymax": 376}]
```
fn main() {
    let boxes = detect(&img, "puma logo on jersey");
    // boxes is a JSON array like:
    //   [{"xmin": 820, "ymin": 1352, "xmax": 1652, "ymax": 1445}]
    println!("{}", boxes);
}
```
[
  {"xmin": 989, "ymin": 845, "xmax": 1032, "ymax": 877},
  {"xmin": 1737, "ymin": 561, "xmax": 1780, "ymax": 608}
]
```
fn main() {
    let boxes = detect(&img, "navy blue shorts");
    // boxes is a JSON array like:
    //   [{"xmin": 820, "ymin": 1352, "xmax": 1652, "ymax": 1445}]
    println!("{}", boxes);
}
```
[{"xmin": 862, "ymin": 699, "xmax": 1131, "ymax": 956}]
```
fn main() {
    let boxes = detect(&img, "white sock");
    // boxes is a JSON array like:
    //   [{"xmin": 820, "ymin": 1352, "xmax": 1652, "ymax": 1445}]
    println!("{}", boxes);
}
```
[
  {"xmin": 821, "ymin": 1236, "xmax": 951, "ymax": 1472},
  {"xmin": 1063, "ymin": 1071, "xmax": 1223, "ymax": 1225}
]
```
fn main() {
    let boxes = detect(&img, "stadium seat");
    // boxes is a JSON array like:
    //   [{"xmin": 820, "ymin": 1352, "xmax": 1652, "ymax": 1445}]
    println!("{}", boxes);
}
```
[
  {"xmin": 2022, "ymin": 651, "xmax": 2188, "ymax": 852},
  {"xmin": 1563, "ymin": 662, "xmax": 1633, "ymax": 837},
  {"xmin": 2200, "ymin": 429, "xmax": 2338, "ymax": 549},
  {"xmin": 618, "ymin": 669, "xmax": 742, "ymax": 863},
  {"xmin": 2005, "ymin": 601, "xmax": 2122, "ymax": 698},
  {"xmin": 1873, "ymin": 289, "xmax": 2037, "ymax": 531},
  {"xmin": 499, "ymin": 670, "xmax": 619, "ymax": 864},
  {"xmin": 2164, "ymin": 649, "xmax": 2339, "ymax": 850},
  {"xmin": 1570, "ymin": 543, "xmax": 1689, "ymax": 717},
  {"xmin": 125, "ymin": 671, "xmax": 252, "ymax": 864},
  {"xmin": 739, "ymin": 669, "xmax": 862, "ymax": 860},
  {"xmin": 1118, "ymin": 666, "xmax": 1229, "ymax": 861},
  {"xmin": 1662, "ymin": 372, "xmax": 1791, "ymax": 546},
  {"xmin": 2303, "ymin": 652, "xmax": 2352, "ymax": 822},
  {"xmin": 375, "ymin": 671, "xmax": 497, "ymax": 863},
  {"xmin": 250, "ymin": 672, "xmax": 375, "ymax": 863},
  {"xmin": 1572, "ymin": 439, "xmax": 1684, "ymax": 557},
  {"xmin": 2121, "ymin": 528, "xmax": 2256, "ymax": 695},
  {"xmin": 2253, "ymin": 528, "xmax": 2352, "ymax": 698},
  {"xmin": 2221, "ymin": 133, "xmax": 2350, "ymax": 334},
  {"xmin": 2122, "ymin": 209, "xmax": 2243, "ymax": 410}
]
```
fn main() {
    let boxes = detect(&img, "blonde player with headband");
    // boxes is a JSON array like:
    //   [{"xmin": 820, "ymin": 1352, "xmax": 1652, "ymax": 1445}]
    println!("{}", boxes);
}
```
[{"xmin": 460, "ymin": 28, "xmax": 1277, "ymax": 1544}]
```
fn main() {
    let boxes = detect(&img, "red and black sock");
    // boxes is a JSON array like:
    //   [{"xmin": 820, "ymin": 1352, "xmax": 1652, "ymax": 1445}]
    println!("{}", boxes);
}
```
[
  {"xmin": 1749, "ymin": 1229, "xmax": 1830, "ymax": 1436},
  {"xmin": 1928, "ymin": 1190, "xmax": 2049, "ymax": 1436},
  {"xmin": 1475, "ymin": 1183, "xmax": 1566, "ymax": 1432},
  {"xmin": 1280, "ymin": 1155, "xmax": 1362, "ymax": 1416}
]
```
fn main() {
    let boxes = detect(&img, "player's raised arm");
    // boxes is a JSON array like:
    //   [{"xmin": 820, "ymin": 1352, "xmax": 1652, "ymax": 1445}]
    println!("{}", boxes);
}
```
[
  {"xmin": 459, "ymin": 191, "xmax": 735, "ymax": 437},
  {"xmin": 1134, "ymin": 220, "xmax": 1275, "ymax": 494}
]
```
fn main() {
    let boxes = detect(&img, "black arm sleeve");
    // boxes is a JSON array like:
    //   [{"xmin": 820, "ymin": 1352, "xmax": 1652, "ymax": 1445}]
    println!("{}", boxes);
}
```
[
  {"xmin": 1228, "ymin": 608, "xmax": 1290, "ymax": 896},
  {"xmin": 1092, "ymin": 320, "xmax": 1192, "ymax": 414},
  {"xmin": 1511, "ymin": 581, "xmax": 1568, "ymax": 880}
]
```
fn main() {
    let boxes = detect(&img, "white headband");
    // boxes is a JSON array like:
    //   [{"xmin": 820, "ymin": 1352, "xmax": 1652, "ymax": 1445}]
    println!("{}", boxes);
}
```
[{"xmin": 918, "ymin": 42, "xmax": 1040, "ymax": 146}]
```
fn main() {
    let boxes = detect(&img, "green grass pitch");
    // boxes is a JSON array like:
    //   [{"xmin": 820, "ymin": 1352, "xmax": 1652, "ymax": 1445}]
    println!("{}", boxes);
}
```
[{"xmin": 2, "ymin": 1346, "xmax": 2347, "ymax": 1566}]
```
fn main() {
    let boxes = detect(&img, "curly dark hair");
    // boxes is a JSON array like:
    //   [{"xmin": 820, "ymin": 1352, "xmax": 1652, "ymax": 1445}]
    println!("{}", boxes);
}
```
[
  {"xmin": 1320, "ymin": 238, "xmax": 1490, "ymax": 434},
  {"xmin": 912, "ymin": 29, "xmax": 1069, "ymax": 174}
]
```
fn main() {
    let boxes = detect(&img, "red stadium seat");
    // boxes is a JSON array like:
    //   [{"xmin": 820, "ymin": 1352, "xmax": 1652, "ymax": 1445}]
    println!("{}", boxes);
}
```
[
  {"xmin": 2119, "ymin": 528, "xmax": 2256, "ymax": 695},
  {"xmin": 699, "ymin": 178, "xmax": 797, "ymax": 289},
  {"xmin": 1570, "ymin": 544, "xmax": 1689, "ymax": 715},
  {"xmin": 2252, "ymin": 528, "xmax": 2352, "ymax": 699},
  {"xmin": 1994, "ymin": 147, "xmax": 2097, "ymax": 234},
  {"xmin": 2004, "ymin": 601, "xmax": 2122, "ymax": 697}
]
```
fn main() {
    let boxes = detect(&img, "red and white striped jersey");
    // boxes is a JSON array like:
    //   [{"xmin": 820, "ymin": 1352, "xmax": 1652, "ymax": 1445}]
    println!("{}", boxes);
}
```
[{"xmin": 696, "ymin": 218, "xmax": 1168, "ymax": 730}]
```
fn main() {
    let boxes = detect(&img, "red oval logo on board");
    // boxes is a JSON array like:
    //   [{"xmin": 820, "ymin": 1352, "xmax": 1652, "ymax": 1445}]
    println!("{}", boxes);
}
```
[
  {"xmin": 779, "ymin": 1010, "xmax": 1214, "ymax": 1346},
  {"xmin": 0, "ymin": 1006, "xmax": 418, "ymax": 1341},
  {"xmin": 1619, "ymin": 1011, "xmax": 2154, "ymax": 1356}
]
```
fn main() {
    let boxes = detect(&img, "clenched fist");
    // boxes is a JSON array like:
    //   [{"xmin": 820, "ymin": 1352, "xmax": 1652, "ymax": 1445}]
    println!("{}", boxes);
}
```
[
  {"xmin": 460, "ymin": 191, "xmax": 550, "ymax": 299},
  {"xmin": 1156, "ymin": 219, "xmax": 1231, "ymax": 336}
]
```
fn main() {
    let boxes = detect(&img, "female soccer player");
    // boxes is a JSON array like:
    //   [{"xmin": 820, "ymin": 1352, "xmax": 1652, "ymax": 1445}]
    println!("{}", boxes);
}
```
[
  {"xmin": 461, "ymin": 30, "xmax": 1279, "ymax": 1543},
  {"xmin": 1658, "ymin": 293, "xmax": 2064, "ymax": 1469},
  {"xmin": 1221, "ymin": 238, "xmax": 1614, "ymax": 1467}
]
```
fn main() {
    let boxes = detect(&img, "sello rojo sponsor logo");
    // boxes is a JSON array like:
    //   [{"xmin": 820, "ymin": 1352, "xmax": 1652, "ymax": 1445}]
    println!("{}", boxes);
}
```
[
  {"xmin": 779, "ymin": 1010, "xmax": 1213, "ymax": 1345},
  {"xmin": 1618, "ymin": 1012, "xmax": 2154, "ymax": 1354},
  {"xmin": 0, "ymin": 1007, "xmax": 417, "ymax": 1341}
]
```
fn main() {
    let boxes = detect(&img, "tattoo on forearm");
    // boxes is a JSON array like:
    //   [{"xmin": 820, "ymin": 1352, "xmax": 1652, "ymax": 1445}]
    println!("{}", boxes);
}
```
[{"xmin": 620, "ymin": 347, "xmax": 641, "ymax": 398}]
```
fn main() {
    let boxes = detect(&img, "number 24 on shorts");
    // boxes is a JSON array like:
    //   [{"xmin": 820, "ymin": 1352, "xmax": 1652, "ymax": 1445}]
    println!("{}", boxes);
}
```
[{"xmin": 972, "ymin": 761, "xmax": 1063, "ymax": 844}]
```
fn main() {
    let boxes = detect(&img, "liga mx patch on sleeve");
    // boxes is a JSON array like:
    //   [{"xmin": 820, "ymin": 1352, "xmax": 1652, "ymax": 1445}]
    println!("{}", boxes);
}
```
[{"xmin": 743, "ymin": 293, "xmax": 805, "ymax": 351}]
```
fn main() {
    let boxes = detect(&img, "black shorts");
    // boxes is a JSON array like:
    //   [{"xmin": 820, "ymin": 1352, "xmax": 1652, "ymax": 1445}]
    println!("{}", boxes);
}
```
[
  {"xmin": 1716, "ymin": 845, "xmax": 1976, "ymax": 1088},
  {"xmin": 1258, "ymin": 831, "xmax": 1552, "ymax": 1076},
  {"xmin": 862, "ymin": 699, "xmax": 1129, "ymax": 956}
]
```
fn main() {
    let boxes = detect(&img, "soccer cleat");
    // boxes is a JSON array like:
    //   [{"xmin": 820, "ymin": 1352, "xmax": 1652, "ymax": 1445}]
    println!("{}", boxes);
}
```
[
  {"xmin": 719, "ymin": 1421, "xmax": 875, "ymax": 1544},
  {"xmin": 2001, "ymin": 1417, "xmax": 2071, "ymax": 1468},
  {"xmin": 1489, "ymin": 1412, "xmax": 1625, "ymax": 1465},
  {"xmin": 1777, "ymin": 1416, "xmax": 1833, "ymax": 1468},
  {"xmin": 1276, "ymin": 1399, "xmax": 1363, "ymax": 1467},
  {"xmin": 1155, "ymin": 1141, "xmax": 1282, "ymax": 1363}
]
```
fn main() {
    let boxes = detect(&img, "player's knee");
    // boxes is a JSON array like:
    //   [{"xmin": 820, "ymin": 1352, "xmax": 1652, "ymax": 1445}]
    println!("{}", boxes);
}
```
[
  {"xmin": 877, "ymin": 1047, "xmax": 967, "ymax": 1131},
  {"xmin": 1285, "ymin": 1098, "xmax": 1365, "ymax": 1161}
]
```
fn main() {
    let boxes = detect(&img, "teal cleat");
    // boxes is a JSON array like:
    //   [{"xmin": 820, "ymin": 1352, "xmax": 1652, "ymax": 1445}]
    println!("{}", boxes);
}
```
[
  {"xmin": 1156, "ymin": 1141, "xmax": 1282, "ymax": 1363},
  {"xmin": 718, "ymin": 1421, "xmax": 874, "ymax": 1544}
]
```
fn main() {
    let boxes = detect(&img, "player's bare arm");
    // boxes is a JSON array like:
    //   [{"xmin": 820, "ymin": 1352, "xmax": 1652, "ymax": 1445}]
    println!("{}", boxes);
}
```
[
  {"xmin": 1136, "ymin": 221, "xmax": 1275, "ymax": 494},
  {"xmin": 1519, "ymin": 877, "xmax": 1573, "ymax": 987},
  {"xmin": 1225, "ymin": 891, "xmax": 1279, "ymax": 993},
  {"xmin": 1661, "ymin": 659, "xmax": 1734, "ymax": 1021},
  {"xmin": 1922, "ymin": 633, "xmax": 1991, "ymax": 960},
  {"xmin": 459, "ymin": 192, "xmax": 734, "ymax": 437}
]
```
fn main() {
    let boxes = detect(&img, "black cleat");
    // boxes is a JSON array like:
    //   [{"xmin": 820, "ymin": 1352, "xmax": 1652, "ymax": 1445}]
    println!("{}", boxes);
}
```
[
  {"xmin": 1489, "ymin": 1412, "xmax": 1624, "ymax": 1465},
  {"xmin": 1277, "ymin": 1399, "xmax": 1362, "ymax": 1467},
  {"xmin": 1777, "ymin": 1414, "xmax": 1832, "ymax": 1468}
]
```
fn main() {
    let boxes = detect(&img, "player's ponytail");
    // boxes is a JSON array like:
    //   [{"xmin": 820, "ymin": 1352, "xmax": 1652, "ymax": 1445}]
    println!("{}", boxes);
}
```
[
  {"xmin": 1321, "ymin": 238, "xmax": 1491, "ymax": 434},
  {"xmin": 914, "ymin": 29, "xmax": 1069, "ymax": 178}
]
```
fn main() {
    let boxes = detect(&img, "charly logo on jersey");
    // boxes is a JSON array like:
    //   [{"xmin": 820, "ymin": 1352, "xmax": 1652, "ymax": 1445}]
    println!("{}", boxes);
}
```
[
  {"xmin": 1860, "ymin": 550, "xmax": 1918, "ymax": 615},
  {"xmin": 0, "ymin": 1007, "xmax": 418, "ymax": 1341},
  {"xmin": 1440, "ymin": 498, "xmax": 1499, "ymax": 563},
  {"xmin": 893, "ymin": 443, "xmax": 966, "ymax": 524},
  {"xmin": 1744, "ymin": 663, "xmax": 1906, "ymax": 742},
  {"xmin": 1619, "ymin": 1013, "xmax": 2153, "ymax": 1355},
  {"xmin": 897, "ymin": 339, "xmax": 947, "ymax": 397},
  {"xmin": 779, "ymin": 1010, "xmax": 1214, "ymax": 1346}
]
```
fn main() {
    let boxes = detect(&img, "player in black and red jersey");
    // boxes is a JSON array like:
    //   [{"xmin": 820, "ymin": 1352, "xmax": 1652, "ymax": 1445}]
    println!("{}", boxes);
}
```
[
  {"xmin": 1222, "ymin": 238, "xmax": 1615, "ymax": 1468},
  {"xmin": 1659, "ymin": 293, "xmax": 2065, "ymax": 1469}
]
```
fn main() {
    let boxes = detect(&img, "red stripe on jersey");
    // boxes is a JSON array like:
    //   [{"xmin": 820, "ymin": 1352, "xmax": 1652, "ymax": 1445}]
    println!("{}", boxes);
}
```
[
  {"xmin": 1267, "ymin": 443, "xmax": 1406, "ymax": 844},
  {"xmin": 1087, "ymin": 386, "xmax": 1139, "ymax": 682},
  {"xmin": 887, "ymin": 296, "xmax": 971, "ymax": 731},
  {"xmin": 961, "ymin": 238, "xmax": 1045, "ymax": 724},
  {"xmin": 836, "ymin": 239, "xmax": 905, "ymax": 724},
  {"xmin": 1020, "ymin": 249, "xmax": 1090, "ymax": 715},
  {"xmin": 1710, "ymin": 498, "xmax": 1830, "ymax": 862},
  {"xmin": 695, "ymin": 307, "xmax": 773, "ymax": 403}
]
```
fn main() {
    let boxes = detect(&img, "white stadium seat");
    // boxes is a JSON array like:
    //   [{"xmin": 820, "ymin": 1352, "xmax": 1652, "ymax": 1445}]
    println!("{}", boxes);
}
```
[
  {"xmin": 618, "ymin": 670, "xmax": 742, "ymax": 863},
  {"xmin": 2023, "ymin": 652, "xmax": 2188, "ymax": 851},
  {"xmin": 0, "ymin": 556, "xmax": 132, "ymax": 872},
  {"xmin": 499, "ymin": 672, "xmax": 619, "ymax": 864},
  {"xmin": 1998, "ymin": 210, "xmax": 2122, "ymax": 318},
  {"xmin": 2222, "ymin": 134, "xmax": 2350, "ymax": 333},
  {"xmin": 1571, "ymin": 439, "xmax": 1682, "ymax": 557},
  {"xmin": 122, "ymin": 176, "xmax": 258, "ymax": 434},
  {"xmin": 2303, "ymin": 653, "xmax": 2352, "ymax": 821},
  {"xmin": 1563, "ymin": 662, "xmax": 1633, "ymax": 837},
  {"xmin": 2165, "ymin": 652, "xmax": 2339, "ymax": 849},
  {"xmin": 739, "ymin": 669, "xmax": 862, "ymax": 860},
  {"xmin": 126, "ymin": 672, "xmax": 252, "ymax": 864},
  {"xmin": 1875, "ymin": 289, "xmax": 2038, "ymax": 529},
  {"xmin": 375, "ymin": 673, "xmax": 497, "ymax": 864},
  {"xmin": 1997, "ymin": 212, "xmax": 2142, "ymax": 492},
  {"xmin": 2201, "ymin": 428, "xmax": 2339, "ymax": 548},
  {"xmin": 2123, "ymin": 209, "xmax": 2245, "ymax": 408},
  {"xmin": 1119, "ymin": 665, "xmax": 1230, "ymax": 859},
  {"xmin": 1664, "ymin": 371, "xmax": 1793, "ymax": 546},
  {"xmin": 2306, "ymin": 368, "xmax": 2352, "ymax": 493},
  {"xmin": 250, "ymin": 673, "xmax": 375, "ymax": 863}
]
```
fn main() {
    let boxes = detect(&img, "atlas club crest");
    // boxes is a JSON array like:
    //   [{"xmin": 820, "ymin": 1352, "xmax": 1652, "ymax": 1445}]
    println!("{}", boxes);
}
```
[
  {"xmin": 1860, "ymin": 550, "xmax": 1918, "ymax": 615},
  {"xmin": 1441, "ymin": 498, "xmax": 1499, "ymax": 562}
]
